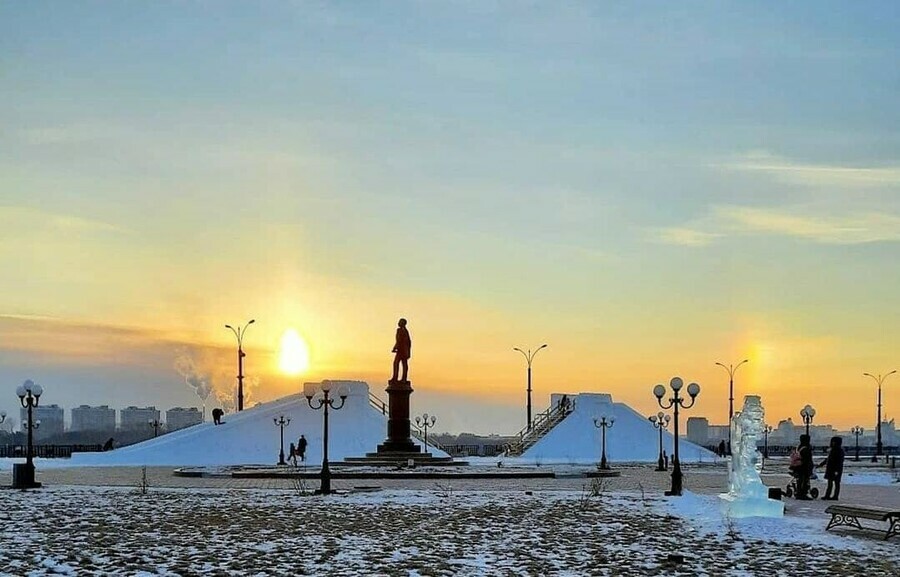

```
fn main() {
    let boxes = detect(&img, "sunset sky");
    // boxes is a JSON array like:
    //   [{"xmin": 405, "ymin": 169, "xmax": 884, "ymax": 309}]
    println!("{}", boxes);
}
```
[{"xmin": 1, "ymin": 2, "xmax": 898, "ymax": 434}]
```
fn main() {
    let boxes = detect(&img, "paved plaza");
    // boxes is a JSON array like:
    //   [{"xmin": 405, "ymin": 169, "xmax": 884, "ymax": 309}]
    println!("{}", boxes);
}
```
[{"xmin": 1, "ymin": 460, "xmax": 898, "ymax": 575}]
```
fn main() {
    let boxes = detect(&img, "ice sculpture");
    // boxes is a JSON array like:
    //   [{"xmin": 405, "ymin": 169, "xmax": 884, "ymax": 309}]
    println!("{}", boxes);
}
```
[{"xmin": 719, "ymin": 395, "xmax": 784, "ymax": 518}]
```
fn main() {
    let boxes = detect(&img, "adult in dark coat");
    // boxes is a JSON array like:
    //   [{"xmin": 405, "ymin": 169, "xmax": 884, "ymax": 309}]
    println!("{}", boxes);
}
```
[
  {"xmin": 819, "ymin": 436, "xmax": 845, "ymax": 500},
  {"xmin": 297, "ymin": 434, "xmax": 308, "ymax": 462},
  {"xmin": 796, "ymin": 434, "xmax": 814, "ymax": 499},
  {"xmin": 391, "ymin": 318, "xmax": 412, "ymax": 382}
]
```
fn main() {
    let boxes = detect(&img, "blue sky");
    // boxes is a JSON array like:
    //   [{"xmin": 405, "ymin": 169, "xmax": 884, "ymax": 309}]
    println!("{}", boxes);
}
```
[{"xmin": 1, "ymin": 2, "xmax": 898, "ymax": 433}]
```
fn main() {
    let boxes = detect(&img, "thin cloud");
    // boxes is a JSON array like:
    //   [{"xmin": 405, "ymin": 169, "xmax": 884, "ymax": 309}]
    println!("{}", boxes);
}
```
[
  {"xmin": 655, "ymin": 227, "xmax": 720, "ymax": 247},
  {"xmin": 0, "ymin": 206, "xmax": 128, "ymax": 235},
  {"xmin": 715, "ymin": 205, "xmax": 900, "ymax": 244},
  {"xmin": 655, "ymin": 205, "xmax": 900, "ymax": 247},
  {"xmin": 718, "ymin": 151, "xmax": 900, "ymax": 187}
]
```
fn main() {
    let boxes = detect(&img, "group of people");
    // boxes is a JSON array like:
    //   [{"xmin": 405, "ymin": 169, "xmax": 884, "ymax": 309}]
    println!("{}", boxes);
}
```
[
  {"xmin": 790, "ymin": 434, "xmax": 845, "ymax": 500},
  {"xmin": 287, "ymin": 435, "xmax": 308, "ymax": 466}
]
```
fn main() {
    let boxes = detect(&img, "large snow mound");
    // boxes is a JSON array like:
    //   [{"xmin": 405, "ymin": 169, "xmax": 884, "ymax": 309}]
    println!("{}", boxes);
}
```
[
  {"xmin": 522, "ymin": 393, "xmax": 717, "ymax": 464},
  {"xmin": 68, "ymin": 381, "xmax": 442, "ymax": 467}
]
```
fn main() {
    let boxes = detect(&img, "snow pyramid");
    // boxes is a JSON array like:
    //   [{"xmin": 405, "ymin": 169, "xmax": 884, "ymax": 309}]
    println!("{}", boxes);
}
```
[
  {"xmin": 521, "ymin": 393, "xmax": 717, "ymax": 464},
  {"xmin": 68, "ymin": 381, "xmax": 442, "ymax": 467}
]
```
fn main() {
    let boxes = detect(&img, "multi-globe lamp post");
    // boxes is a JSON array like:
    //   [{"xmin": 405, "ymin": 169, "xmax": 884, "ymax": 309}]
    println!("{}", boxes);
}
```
[
  {"xmin": 715, "ymin": 359, "xmax": 748, "ymax": 455},
  {"xmin": 593, "ymin": 416, "xmax": 615, "ymax": 470},
  {"xmin": 304, "ymin": 382, "xmax": 348, "ymax": 494},
  {"xmin": 653, "ymin": 377, "xmax": 700, "ymax": 497},
  {"xmin": 15, "ymin": 379, "xmax": 44, "ymax": 489},
  {"xmin": 415, "ymin": 413, "xmax": 436, "ymax": 452},
  {"xmin": 800, "ymin": 404, "xmax": 816, "ymax": 436},
  {"xmin": 148, "ymin": 418, "xmax": 161, "ymax": 438},
  {"xmin": 649, "ymin": 412, "xmax": 670, "ymax": 471},
  {"xmin": 274, "ymin": 415, "xmax": 291, "ymax": 466},
  {"xmin": 863, "ymin": 370, "xmax": 896, "ymax": 459},
  {"xmin": 763, "ymin": 425, "xmax": 773, "ymax": 459},
  {"xmin": 513, "ymin": 344, "xmax": 547, "ymax": 432},
  {"xmin": 851, "ymin": 426, "xmax": 863, "ymax": 462},
  {"xmin": 225, "ymin": 319, "xmax": 255, "ymax": 412}
]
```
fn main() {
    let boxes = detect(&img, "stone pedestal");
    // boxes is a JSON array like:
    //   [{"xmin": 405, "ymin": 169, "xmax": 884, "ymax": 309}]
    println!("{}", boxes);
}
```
[{"xmin": 376, "ymin": 379, "xmax": 420, "ymax": 454}]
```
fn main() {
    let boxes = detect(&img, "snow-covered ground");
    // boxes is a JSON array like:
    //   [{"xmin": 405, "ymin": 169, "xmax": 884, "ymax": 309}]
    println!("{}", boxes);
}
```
[{"xmin": 2, "ymin": 484, "xmax": 898, "ymax": 576}]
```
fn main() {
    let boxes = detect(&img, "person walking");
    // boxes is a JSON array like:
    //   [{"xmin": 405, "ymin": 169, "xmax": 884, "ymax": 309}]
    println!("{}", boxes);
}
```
[
  {"xmin": 819, "ymin": 436, "xmax": 845, "ymax": 501},
  {"xmin": 298, "ymin": 434, "xmax": 308, "ymax": 463},
  {"xmin": 663, "ymin": 450, "xmax": 669, "ymax": 470},
  {"xmin": 288, "ymin": 442, "xmax": 298, "ymax": 467}
]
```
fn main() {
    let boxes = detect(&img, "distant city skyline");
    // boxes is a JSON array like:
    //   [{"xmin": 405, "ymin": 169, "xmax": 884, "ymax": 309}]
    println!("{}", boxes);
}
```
[{"xmin": 1, "ymin": 3, "xmax": 897, "ymax": 434}]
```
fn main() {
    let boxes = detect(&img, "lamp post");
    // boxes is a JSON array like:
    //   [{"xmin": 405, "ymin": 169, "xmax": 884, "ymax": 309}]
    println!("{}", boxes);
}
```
[
  {"xmin": 649, "ymin": 412, "xmax": 671, "ymax": 471},
  {"xmin": 864, "ymin": 371, "xmax": 896, "ymax": 459},
  {"xmin": 763, "ymin": 425, "xmax": 773, "ymax": 459},
  {"xmin": 593, "ymin": 416, "xmax": 615, "ymax": 470},
  {"xmin": 225, "ymin": 319, "xmax": 255, "ymax": 412},
  {"xmin": 274, "ymin": 415, "xmax": 291, "ymax": 466},
  {"xmin": 304, "ymin": 382, "xmax": 347, "ymax": 494},
  {"xmin": 514, "ymin": 344, "xmax": 547, "ymax": 431},
  {"xmin": 715, "ymin": 359, "xmax": 748, "ymax": 455},
  {"xmin": 653, "ymin": 377, "xmax": 701, "ymax": 496},
  {"xmin": 800, "ymin": 404, "xmax": 816, "ymax": 437},
  {"xmin": 148, "ymin": 419, "xmax": 161, "ymax": 438},
  {"xmin": 850, "ymin": 426, "xmax": 863, "ymax": 462},
  {"xmin": 414, "ymin": 413, "xmax": 436, "ymax": 452},
  {"xmin": 15, "ymin": 379, "xmax": 44, "ymax": 489}
]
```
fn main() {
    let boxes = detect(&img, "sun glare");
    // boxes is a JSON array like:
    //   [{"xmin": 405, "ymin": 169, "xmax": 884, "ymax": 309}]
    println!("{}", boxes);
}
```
[{"xmin": 279, "ymin": 328, "xmax": 310, "ymax": 375}]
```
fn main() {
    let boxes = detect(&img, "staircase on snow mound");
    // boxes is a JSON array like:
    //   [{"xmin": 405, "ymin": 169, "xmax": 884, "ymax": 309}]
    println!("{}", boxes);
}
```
[{"xmin": 505, "ymin": 400, "xmax": 576, "ymax": 456}]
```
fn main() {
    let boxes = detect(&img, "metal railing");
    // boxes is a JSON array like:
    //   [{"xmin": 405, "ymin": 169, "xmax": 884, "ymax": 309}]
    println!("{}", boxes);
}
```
[
  {"xmin": 704, "ymin": 444, "xmax": 900, "ymax": 457},
  {"xmin": 368, "ymin": 391, "xmax": 447, "ymax": 453},
  {"xmin": 506, "ymin": 399, "xmax": 576, "ymax": 456},
  {"xmin": 0, "ymin": 444, "xmax": 104, "ymax": 459},
  {"xmin": 368, "ymin": 392, "xmax": 387, "ymax": 415}
]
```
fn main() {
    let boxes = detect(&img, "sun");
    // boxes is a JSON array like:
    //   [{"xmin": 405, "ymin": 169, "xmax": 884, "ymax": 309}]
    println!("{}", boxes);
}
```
[{"xmin": 279, "ymin": 328, "xmax": 310, "ymax": 375}]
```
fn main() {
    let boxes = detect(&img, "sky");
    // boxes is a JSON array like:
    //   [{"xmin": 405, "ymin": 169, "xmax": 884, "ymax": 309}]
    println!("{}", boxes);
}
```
[{"xmin": 1, "ymin": 2, "xmax": 898, "ymax": 435}]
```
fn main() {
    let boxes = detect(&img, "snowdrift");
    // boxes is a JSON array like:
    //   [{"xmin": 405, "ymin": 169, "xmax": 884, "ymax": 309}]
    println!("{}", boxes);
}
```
[
  {"xmin": 68, "ymin": 381, "xmax": 441, "ymax": 467},
  {"xmin": 521, "ymin": 393, "xmax": 717, "ymax": 464}
]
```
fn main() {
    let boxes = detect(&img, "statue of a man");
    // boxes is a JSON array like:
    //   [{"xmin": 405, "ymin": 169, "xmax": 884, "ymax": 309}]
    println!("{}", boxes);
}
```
[{"xmin": 391, "ymin": 318, "xmax": 411, "ymax": 382}]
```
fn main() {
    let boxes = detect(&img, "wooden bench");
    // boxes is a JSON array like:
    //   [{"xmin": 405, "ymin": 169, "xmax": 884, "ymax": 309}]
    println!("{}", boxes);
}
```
[{"xmin": 825, "ymin": 505, "xmax": 900, "ymax": 540}]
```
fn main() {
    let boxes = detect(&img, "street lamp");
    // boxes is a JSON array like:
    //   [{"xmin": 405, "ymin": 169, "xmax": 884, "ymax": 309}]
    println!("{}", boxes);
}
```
[
  {"xmin": 593, "ymin": 416, "xmax": 615, "ymax": 470},
  {"xmin": 15, "ymin": 379, "xmax": 44, "ymax": 489},
  {"xmin": 304, "ymin": 382, "xmax": 348, "ymax": 494},
  {"xmin": 850, "ymin": 426, "xmax": 863, "ymax": 462},
  {"xmin": 653, "ymin": 377, "xmax": 701, "ymax": 496},
  {"xmin": 715, "ymin": 359, "xmax": 748, "ymax": 455},
  {"xmin": 649, "ymin": 412, "xmax": 671, "ymax": 471},
  {"xmin": 225, "ymin": 319, "xmax": 255, "ymax": 412},
  {"xmin": 864, "ymin": 370, "xmax": 896, "ymax": 459},
  {"xmin": 763, "ymin": 425, "xmax": 773, "ymax": 459},
  {"xmin": 274, "ymin": 415, "xmax": 291, "ymax": 466},
  {"xmin": 800, "ymin": 404, "xmax": 816, "ymax": 437},
  {"xmin": 513, "ymin": 344, "xmax": 548, "ymax": 431},
  {"xmin": 414, "ymin": 413, "xmax": 436, "ymax": 452},
  {"xmin": 148, "ymin": 419, "xmax": 161, "ymax": 438}
]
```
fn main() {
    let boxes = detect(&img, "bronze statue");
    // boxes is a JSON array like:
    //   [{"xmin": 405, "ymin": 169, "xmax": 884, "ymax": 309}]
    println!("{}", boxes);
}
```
[{"xmin": 391, "ymin": 318, "xmax": 411, "ymax": 381}]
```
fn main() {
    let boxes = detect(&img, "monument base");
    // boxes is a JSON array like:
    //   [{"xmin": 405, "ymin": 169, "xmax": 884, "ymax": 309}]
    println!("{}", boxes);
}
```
[
  {"xmin": 345, "ymin": 377, "xmax": 463, "ymax": 466},
  {"xmin": 718, "ymin": 493, "xmax": 784, "ymax": 518}
]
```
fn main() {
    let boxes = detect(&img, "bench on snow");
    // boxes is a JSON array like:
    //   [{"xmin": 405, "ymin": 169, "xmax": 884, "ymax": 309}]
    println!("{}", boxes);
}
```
[{"xmin": 824, "ymin": 505, "xmax": 900, "ymax": 540}]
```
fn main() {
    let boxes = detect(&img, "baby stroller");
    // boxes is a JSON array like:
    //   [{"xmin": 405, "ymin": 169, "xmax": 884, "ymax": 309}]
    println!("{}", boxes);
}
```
[
  {"xmin": 784, "ymin": 469, "xmax": 819, "ymax": 499},
  {"xmin": 784, "ymin": 449, "xmax": 818, "ymax": 499}
]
